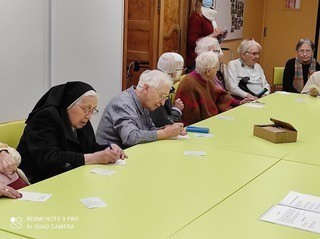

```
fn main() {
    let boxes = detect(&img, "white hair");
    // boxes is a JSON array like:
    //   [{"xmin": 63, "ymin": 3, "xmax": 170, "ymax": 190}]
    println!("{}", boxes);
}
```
[
  {"xmin": 195, "ymin": 36, "xmax": 223, "ymax": 57},
  {"xmin": 237, "ymin": 39, "xmax": 261, "ymax": 54},
  {"xmin": 195, "ymin": 51, "xmax": 219, "ymax": 75},
  {"xmin": 137, "ymin": 69, "xmax": 173, "ymax": 90},
  {"xmin": 157, "ymin": 52, "xmax": 184, "ymax": 74}
]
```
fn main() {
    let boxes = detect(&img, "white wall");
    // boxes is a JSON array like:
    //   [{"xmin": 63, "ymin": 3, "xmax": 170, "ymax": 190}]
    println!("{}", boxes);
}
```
[
  {"xmin": 0, "ymin": 0, "xmax": 123, "ymax": 130},
  {"xmin": 0, "ymin": 0, "xmax": 50, "ymax": 122}
]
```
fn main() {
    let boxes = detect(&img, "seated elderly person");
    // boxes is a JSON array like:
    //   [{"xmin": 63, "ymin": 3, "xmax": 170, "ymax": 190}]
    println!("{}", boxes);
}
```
[
  {"xmin": 226, "ymin": 39, "xmax": 270, "ymax": 100},
  {"xmin": 0, "ymin": 142, "xmax": 30, "ymax": 198},
  {"xmin": 175, "ymin": 51, "xmax": 242, "ymax": 126},
  {"xmin": 301, "ymin": 71, "xmax": 320, "ymax": 96},
  {"xmin": 283, "ymin": 39, "xmax": 320, "ymax": 93},
  {"xmin": 18, "ymin": 81, "xmax": 127, "ymax": 184},
  {"xmin": 96, "ymin": 70, "xmax": 185, "ymax": 149},
  {"xmin": 149, "ymin": 52, "xmax": 184, "ymax": 127}
]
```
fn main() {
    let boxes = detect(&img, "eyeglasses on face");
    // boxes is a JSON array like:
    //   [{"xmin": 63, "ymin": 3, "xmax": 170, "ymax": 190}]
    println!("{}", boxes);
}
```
[
  {"xmin": 76, "ymin": 104, "xmax": 99, "ymax": 116},
  {"xmin": 212, "ymin": 49, "xmax": 221, "ymax": 54},
  {"xmin": 151, "ymin": 86, "xmax": 169, "ymax": 100},
  {"xmin": 298, "ymin": 49, "xmax": 312, "ymax": 55},
  {"xmin": 246, "ymin": 52, "xmax": 260, "ymax": 57}
]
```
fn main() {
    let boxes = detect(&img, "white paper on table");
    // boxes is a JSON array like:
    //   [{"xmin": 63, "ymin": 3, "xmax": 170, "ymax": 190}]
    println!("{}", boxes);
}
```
[
  {"xmin": 295, "ymin": 98, "xmax": 306, "ymax": 102},
  {"xmin": 244, "ymin": 102, "xmax": 265, "ymax": 108},
  {"xmin": 18, "ymin": 192, "xmax": 52, "ymax": 202},
  {"xmin": 217, "ymin": 116, "xmax": 235, "ymax": 120},
  {"xmin": 171, "ymin": 135, "xmax": 190, "ymax": 140},
  {"xmin": 184, "ymin": 151, "xmax": 206, "ymax": 156},
  {"xmin": 91, "ymin": 168, "xmax": 117, "ymax": 176},
  {"xmin": 80, "ymin": 197, "xmax": 107, "ymax": 209},
  {"xmin": 259, "ymin": 191, "xmax": 320, "ymax": 234},
  {"xmin": 275, "ymin": 91, "xmax": 291, "ymax": 95},
  {"xmin": 193, "ymin": 133, "xmax": 214, "ymax": 138},
  {"xmin": 114, "ymin": 159, "xmax": 126, "ymax": 165}
]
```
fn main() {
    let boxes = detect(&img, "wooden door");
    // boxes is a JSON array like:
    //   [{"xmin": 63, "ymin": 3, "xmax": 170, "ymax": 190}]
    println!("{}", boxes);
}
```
[
  {"xmin": 122, "ymin": 0, "xmax": 188, "ymax": 90},
  {"xmin": 261, "ymin": 0, "xmax": 318, "ymax": 87},
  {"xmin": 122, "ymin": 0, "xmax": 159, "ymax": 89}
]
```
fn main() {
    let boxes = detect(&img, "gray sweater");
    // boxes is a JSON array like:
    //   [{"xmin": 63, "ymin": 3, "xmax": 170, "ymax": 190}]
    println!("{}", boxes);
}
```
[{"xmin": 96, "ymin": 86, "xmax": 157, "ymax": 149}]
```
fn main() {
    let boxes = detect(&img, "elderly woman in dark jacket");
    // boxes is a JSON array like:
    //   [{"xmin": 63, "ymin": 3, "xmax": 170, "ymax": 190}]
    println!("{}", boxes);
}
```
[{"xmin": 18, "ymin": 81, "xmax": 126, "ymax": 183}]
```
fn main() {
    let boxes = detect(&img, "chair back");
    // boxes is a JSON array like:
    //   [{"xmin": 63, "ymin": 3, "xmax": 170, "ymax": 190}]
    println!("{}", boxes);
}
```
[
  {"xmin": 0, "ymin": 120, "xmax": 26, "ymax": 149},
  {"xmin": 273, "ymin": 67, "xmax": 285, "ymax": 91},
  {"xmin": 170, "ymin": 74, "xmax": 185, "ymax": 104}
]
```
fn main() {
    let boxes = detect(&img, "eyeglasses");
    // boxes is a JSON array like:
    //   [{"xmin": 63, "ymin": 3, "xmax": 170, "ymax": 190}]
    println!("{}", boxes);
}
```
[
  {"xmin": 212, "ymin": 49, "xmax": 221, "ymax": 54},
  {"xmin": 152, "ymin": 86, "xmax": 169, "ymax": 100},
  {"xmin": 176, "ymin": 67, "xmax": 187, "ymax": 72},
  {"xmin": 76, "ymin": 104, "xmax": 99, "ymax": 116},
  {"xmin": 246, "ymin": 52, "xmax": 260, "ymax": 57},
  {"xmin": 298, "ymin": 49, "xmax": 312, "ymax": 55}
]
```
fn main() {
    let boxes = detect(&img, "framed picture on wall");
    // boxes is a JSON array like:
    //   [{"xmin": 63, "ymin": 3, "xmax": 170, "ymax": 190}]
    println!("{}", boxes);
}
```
[{"xmin": 284, "ymin": 0, "xmax": 301, "ymax": 10}]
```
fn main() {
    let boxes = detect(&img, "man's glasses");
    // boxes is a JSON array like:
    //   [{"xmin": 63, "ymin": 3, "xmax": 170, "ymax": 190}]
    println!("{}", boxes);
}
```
[
  {"xmin": 152, "ymin": 87, "xmax": 169, "ymax": 100},
  {"xmin": 246, "ymin": 52, "xmax": 260, "ymax": 57},
  {"xmin": 212, "ymin": 49, "xmax": 221, "ymax": 54},
  {"xmin": 77, "ymin": 104, "xmax": 99, "ymax": 116}
]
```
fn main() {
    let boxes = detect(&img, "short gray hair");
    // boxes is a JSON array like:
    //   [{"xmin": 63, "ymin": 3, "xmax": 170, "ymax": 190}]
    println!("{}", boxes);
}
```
[
  {"xmin": 195, "ymin": 36, "xmax": 223, "ymax": 57},
  {"xmin": 195, "ymin": 51, "xmax": 219, "ymax": 75},
  {"xmin": 295, "ymin": 38, "xmax": 315, "ymax": 51},
  {"xmin": 237, "ymin": 39, "xmax": 262, "ymax": 54},
  {"xmin": 137, "ymin": 69, "xmax": 173, "ymax": 90}
]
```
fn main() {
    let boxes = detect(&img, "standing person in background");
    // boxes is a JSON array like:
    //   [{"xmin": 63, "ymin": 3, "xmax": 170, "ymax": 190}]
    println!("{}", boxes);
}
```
[
  {"xmin": 186, "ymin": 0, "xmax": 227, "ymax": 72},
  {"xmin": 226, "ymin": 39, "xmax": 270, "ymax": 100},
  {"xmin": 283, "ymin": 39, "xmax": 320, "ymax": 93},
  {"xmin": 149, "ymin": 52, "xmax": 184, "ymax": 127}
]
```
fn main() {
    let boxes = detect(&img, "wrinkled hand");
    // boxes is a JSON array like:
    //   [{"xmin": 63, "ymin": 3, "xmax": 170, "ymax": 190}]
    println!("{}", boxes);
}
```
[
  {"xmin": 163, "ymin": 122, "xmax": 184, "ymax": 138},
  {"xmin": 110, "ymin": 144, "xmax": 128, "ymax": 160},
  {"xmin": 0, "ymin": 183, "xmax": 21, "ymax": 199},
  {"xmin": 0, "ymin": 151, "xmax": 17, "ymax": 176},
  {"xmin": 245, "ymin": 94, "xmax": 258, "ymax": 101},
  {"xmin": 174, "ymin": 98, "xmax": 184, "ymax": 111},
  {"xmin": 240, "ymin": 97, "xmax": 253, "ymax": 104},
  {"xmin": 309, "ymin": 87, "xmax": 319, "ymax": 97}
]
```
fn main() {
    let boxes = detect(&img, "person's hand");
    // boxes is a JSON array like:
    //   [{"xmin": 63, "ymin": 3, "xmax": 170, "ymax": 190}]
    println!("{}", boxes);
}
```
[
  {"xmin": 157, "ymin": 122, "xmax": 184, "ymax": 139},
  {"xmin": 240, "ymin": 97, "xmax": 253, "ymax": 104},
  {"xmin": 174, "ymin": 98, "xmax": 184, "ymax": 111},
  {"xmin": 211, "ymin": 27, "xmax": 225, "ymax": 38},
  {"xmin": 110, "ymin": 144, "xmax": 128, "ymax": 160},
  {"xmin": 0, "ymin": 184, "xmax": 22, "ymax": 199},
  {"xmin": 245, "ymin": 93, "xmax": 258, "ymax": 101},
  {"xmin": 0, "ymin": 151, "xmax": 17, "ymax": 176},
  {"xmin": 309, "ymin": 87, "xmax": 319, "ymax": 97}
]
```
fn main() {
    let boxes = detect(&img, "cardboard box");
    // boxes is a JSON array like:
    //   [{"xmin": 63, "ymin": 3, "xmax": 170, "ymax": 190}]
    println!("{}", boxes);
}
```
[{"xmin": 253, "ymin": 118, "xmax": 297, "ymax": 143}]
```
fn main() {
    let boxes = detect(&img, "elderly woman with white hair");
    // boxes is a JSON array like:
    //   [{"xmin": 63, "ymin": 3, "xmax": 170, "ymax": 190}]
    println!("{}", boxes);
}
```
[
  {"xmin": 226, "ymin": 39, "xmax": 270, "ymax": 100},
  {"xmin": 96, "ymin": 70, "xmax": 185, "ymax": 149},
  {"xmin": 149, "ymin": 52, "xmax": 185, "ymax": 127},
  {"xmin": 18, "ymin": 81, "xmax": 127, "ymax": 183},
  {"xmin": 175, "ymin": 51, "xmax": 238, "ymax": 126}
]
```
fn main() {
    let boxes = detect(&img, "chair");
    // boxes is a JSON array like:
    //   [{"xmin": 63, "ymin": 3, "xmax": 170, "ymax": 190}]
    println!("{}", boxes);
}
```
[
  {"xmin": 170, "ymin": 74, "xmax": 185, "ymax": 104},
  {"xmin": 273, "ymin": 67, "xmax": 285, "ymax": 92},
  {"xmin": 0, "ymin": 120, "xmax": 26, "ymax": 149}
]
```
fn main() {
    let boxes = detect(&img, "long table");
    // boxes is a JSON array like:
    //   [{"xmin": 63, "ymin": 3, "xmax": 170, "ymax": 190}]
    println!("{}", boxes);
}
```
[{"xmin": 0, "ymin": 92, "xmax": 319, "ymax": 239}]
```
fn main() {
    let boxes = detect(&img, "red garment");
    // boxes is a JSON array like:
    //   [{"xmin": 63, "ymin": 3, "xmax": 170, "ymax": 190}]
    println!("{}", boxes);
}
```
[
  {"xmin": 175, "ymin": 71, "xmax": 233, "ymax": 126},
  {"xmin": 8, "ymin": 177, "xmax": 28, "ymax": 190},
  {"xmin": 187, "ymin": 13, "xmax": 214, "ymax": 69}
]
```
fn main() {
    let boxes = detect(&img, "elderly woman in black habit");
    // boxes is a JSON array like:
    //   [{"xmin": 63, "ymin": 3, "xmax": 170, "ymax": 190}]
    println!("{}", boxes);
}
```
[{"xmin": 17, "ymin": 81, "xmax": 127, "ymax": 183}]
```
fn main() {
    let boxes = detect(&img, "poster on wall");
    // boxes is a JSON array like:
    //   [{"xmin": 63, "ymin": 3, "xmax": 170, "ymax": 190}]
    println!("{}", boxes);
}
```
[{"xmin": 214, "ymin": 0, "xmax": 245, "ymax": 41}]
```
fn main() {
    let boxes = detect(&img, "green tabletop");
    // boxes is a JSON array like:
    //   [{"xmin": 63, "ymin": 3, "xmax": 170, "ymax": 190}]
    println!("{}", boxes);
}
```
[
  {"xmin": 284, "ymin": 134, "xmax": 320, "ymax": 166},
  {"xmin": 170, "ymin": 160, "xmax": 320, "ymax": 239},
  {"xmin": 0, "ymin": 230, "xmax": 30, "ymax": 239},
  {"xmin": 190, "ymin": 92, "xmax": 320, "ymax": 158},
  {"xmin": 0, "ymin": 143, "xmax": 277, "ymax": 239}
]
